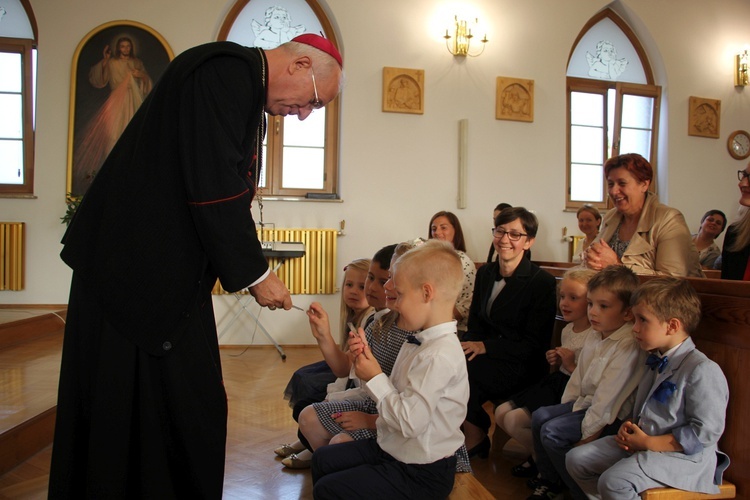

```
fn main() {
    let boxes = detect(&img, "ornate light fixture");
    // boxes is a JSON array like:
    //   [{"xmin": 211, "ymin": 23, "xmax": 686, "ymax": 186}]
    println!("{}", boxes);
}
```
[
  {"xmin": 443, "ymin": 16, "xmax": 487, "ymax": 57},
  {"xmin": 736, "ymin": 49, "xmax": 748, "ymax": 87}
]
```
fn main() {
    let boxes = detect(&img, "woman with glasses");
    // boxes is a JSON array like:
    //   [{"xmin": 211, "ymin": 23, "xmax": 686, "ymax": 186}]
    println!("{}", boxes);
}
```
[
  {"xmin": 459, "ymin": 207, "xmax": 557, "ymax": 458},
  {"xmin": 691, "ymin": 209, "xmax": 727, "ymax": 269},
  {"xmin": 720, "ymin": 166, "xmax": 750, "ymax": 280},
  {"xmin": 584, "ymin": 153, "xmax": 703, "ymax": 277}
]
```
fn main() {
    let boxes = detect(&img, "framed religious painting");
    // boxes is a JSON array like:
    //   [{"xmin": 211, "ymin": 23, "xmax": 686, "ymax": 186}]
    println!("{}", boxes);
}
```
[
  {"xmin": 66, "ymin": 21, "xmax": 173, "ymax": 197},
  {"xmin": 496, "ymin": 77, "xmax": 534, "ymax": 122},
  {"xmin": 382, "ymin": 67, "xmax": 425, "ymax": 114},
  {"xmin": 687, "ymin": 96, "xmax": 720, "ymax": 139}
]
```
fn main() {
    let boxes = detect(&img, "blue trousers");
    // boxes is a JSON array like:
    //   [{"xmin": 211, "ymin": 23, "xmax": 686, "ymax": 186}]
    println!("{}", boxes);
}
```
[
  {"xmin": 566, "ymin": 436, "xmax": 668, "ymax": 500},
  {"xmin": 311, "ymin": 438, "xmax": 456, "ymax": 500},
  {"xmin": 532, "ymin": 403, "xmax": 621, "ymax": 500}
]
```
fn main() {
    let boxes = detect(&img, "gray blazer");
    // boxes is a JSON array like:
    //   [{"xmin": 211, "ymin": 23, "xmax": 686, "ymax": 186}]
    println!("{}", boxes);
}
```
[{"xmin": 632, "ymin": 337, "xmax": 730, "ymax": 493}]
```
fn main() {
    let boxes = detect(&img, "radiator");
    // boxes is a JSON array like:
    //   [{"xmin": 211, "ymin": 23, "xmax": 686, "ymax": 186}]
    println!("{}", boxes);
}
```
[
  {"xmin": 213, "ymin": 228, "xmax": 338, "ymax": 295},
  {"xmin": 0, "ymin": 222, "xmax": 24, "ymax": 291}
]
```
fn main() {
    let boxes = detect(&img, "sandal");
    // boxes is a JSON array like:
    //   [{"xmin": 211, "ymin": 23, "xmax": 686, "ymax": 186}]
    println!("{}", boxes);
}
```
[
  {"xmin": 274, "ymin": 443, "xmax": 304, "ymax": 458},
  {"xmin": 281, "ymin": 453, "xmax": 312, "ymax": 469}
]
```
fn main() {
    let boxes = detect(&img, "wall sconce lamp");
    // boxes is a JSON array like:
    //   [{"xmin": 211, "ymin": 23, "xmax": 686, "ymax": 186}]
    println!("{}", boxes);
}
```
[
  {"xmin": 444, "ymin": 16, "xmax": 488, "ymax": 57},
  {"xmin": 736, "ymin": 50, "xmax": 748, "ymax": 87}
]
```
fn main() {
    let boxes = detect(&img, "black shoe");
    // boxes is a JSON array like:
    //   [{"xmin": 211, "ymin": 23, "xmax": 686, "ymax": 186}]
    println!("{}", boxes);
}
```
[
  {"xmin": 511, "ymin": 456, "xmax": 538, "ymax": 478},
  {"xmin": 467, "ymin": 436, "xmax": 491, "ymax": 459},
  {"xmin": 526, "ymin": 479, "xmax": 563, "ymax": 499},
  {"xmin": 526, "ymin": 474, "xmax": 543, "ymax": 489}
]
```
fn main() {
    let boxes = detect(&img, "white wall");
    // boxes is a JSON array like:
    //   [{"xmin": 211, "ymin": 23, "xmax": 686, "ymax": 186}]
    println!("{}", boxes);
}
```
[{"xmin": 2, "ymin": 0, "xmax": 748, "ymax": 345}]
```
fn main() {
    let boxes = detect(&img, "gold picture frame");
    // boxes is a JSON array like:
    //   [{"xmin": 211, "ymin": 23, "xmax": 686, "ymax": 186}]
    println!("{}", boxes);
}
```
[
  {"xmin": 496, "ymin": 77, "xmax": 534, "ymax": 122},
  {"xmin": 67, "ymin": 21, "xmax": 174, "ymax": 197},
  {"xmin": 688, "ymin": 96, "xmax": 720, "ymax": 139},
  {"xmin": 382, "ymin": 67, "xmax": 424, "ymax": 114}
]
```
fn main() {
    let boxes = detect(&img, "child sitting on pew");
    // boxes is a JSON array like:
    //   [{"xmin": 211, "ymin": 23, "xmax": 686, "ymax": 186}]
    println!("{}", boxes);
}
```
[
  {"xmin": 298, "ymin": 240, "xmax": 471, "ymax": 473},
  {"xmin": 528, "ymin": 266, "xmax": 646, "ymax": 500},
  {"xmin": 495, "ymin": 268, "xmax": 596, "ymax": 479},
  {"xmin": 566, "ymin": 277, "xmax": 730, "ymax": 499},
  {"xmin": 311, "ymin": 240, "xmax": 470, "ymax": 499},
  {"xmin": 276, "ymin": 245, "xmax": 395, "ymax": 468}
]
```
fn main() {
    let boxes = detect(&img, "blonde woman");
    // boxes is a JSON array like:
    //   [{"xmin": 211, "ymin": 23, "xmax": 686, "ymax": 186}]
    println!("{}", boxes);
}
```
[{"xmin": 721, "ymin": 165, "xmax": 750, "ymax": 280}]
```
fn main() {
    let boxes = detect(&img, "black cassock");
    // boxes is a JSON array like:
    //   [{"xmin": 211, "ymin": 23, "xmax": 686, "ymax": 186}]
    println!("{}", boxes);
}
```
[{"xmin": 50, "ymin": 42, "xmax": 270, "ymax": 499}]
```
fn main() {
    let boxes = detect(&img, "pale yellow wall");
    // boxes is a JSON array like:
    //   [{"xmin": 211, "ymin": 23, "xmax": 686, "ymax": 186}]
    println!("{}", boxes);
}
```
[{"xmin": 1, "ymin": 0, "xmax": 748, "ymax": 345}]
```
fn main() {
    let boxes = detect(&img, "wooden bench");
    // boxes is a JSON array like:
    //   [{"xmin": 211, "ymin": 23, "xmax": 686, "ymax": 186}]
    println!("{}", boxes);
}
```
[
  {"xmin": 640, "ymin": 482, "xmax": 736, "ymax": 499},
  {"xmin": 449, "ymin": 472, "xmax": 495, "ymax": 499},
  {"xmin": 537, "ymin": 265, "xmax": 746, "ymax": 499}
]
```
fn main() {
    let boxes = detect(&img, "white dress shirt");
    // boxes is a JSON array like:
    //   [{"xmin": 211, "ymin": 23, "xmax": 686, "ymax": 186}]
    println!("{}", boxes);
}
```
[
  {"xmin": 561, "ymin": 322, "xmax": 646, "ymax": 439},
  {"xmin": 364, "ymin": 320, "xmax": 469, "ymax": 465}
]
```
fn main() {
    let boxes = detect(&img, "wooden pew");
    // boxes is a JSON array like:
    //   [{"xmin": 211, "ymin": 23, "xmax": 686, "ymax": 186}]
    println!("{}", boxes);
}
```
[
  {"xmin": 448, "ymin": 472, "xmax": 495, "ymax": 499},
  {"xmin": 538, "ymin": 266, "xmax": 744, "ymax": 498},
  {"xmin": 660, "ymin": 277, "xmax": 747, "ymax": 499},
  {"xmin": 531, "ymin": 259, "xmax": 722, "ymax": 280},
  {"xmin": 704, "ymin": 269, "xmax": 721, "ymax": 279}
]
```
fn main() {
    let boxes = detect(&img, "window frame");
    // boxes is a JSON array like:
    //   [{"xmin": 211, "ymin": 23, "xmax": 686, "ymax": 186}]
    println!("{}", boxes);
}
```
[
  {"xmin": 566, "ymin": 79, "xmax": 661, "ymax": 210},
  {"xmin": 565, "ymin": 8, "xmax": 660, "ymax": 211},
  {"xmin": 219, "ymin": 0, "xmax": 341, "ymax": 199},
  {"xmin": 0, "ymin": 38, "xmax": 35, "ymax": 196}
]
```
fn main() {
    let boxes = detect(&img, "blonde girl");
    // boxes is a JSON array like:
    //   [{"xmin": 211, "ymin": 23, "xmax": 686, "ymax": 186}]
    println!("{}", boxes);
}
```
[{"xmin": 277, "ymin": 258, "xmax": 374, "ymax": 467}]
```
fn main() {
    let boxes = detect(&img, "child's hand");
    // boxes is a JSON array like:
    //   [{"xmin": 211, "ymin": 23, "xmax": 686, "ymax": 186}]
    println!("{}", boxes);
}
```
[
  {"xmin": 461, "ymin": 341, "xmax": 486, "ymax": 361},
  {"xmin": 347, "ymin": 326, "xmax": 368, "ymax": 357},
  {"xmin": 353, "ymin": 345, "xmax": 382, "ymax": 381},
  {"xmin": 545, "ymin": 348, "xmax": 561, "ymax": 366},
  {"xmin": 306, "ymin": 302, "xmax": 331, "ymax": 342},
  {"xmin": 556, "ymin": 347, "xmax": 576, "ymax": 373},
  {"xmin": 615, "ymin": 421, "xmax": 648, "ymax": 452},
  {"xmin": 331, "ymin": 411, "xmax": 375, "ymax": 431}
]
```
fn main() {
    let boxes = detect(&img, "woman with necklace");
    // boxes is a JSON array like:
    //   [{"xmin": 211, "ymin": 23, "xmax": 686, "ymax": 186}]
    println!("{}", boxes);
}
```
[{"xmin": 583, "ymin": 153, "xmax": 703, "ymax": 277}]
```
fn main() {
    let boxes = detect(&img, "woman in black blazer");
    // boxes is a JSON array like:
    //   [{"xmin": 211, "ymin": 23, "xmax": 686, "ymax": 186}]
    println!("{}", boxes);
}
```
[{"xmin": 461, "ymin": 207, "xmax": 557, "ymax": 457}]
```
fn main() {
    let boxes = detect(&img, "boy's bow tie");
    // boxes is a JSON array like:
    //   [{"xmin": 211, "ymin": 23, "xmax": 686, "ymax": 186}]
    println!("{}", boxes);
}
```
[
  {"xmin": 406, "ymin": 335, "xmax": 421, "ymax": 346},
  {"xmin": 646, "ymin": 353, "xmax": 668, "ymax": 373}
]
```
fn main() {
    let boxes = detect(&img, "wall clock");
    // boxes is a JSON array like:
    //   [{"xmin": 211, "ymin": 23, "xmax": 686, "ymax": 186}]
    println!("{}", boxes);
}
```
[{"xmin": 728, "ymin": 130, "xmax": 750, "ymax": 160}]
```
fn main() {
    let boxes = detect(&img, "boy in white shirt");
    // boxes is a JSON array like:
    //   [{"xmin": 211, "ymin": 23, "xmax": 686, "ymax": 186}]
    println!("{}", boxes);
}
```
[
  {"xmin": 311, "ymin": 240, "xmax": 469, "ymax": 499},
  {"xmin": 529, "ymin": 266, "xmax": 646, "ymax": 500},
  {"xmin": 566, "ymin": 277, "xmax": 729, "ymax": 499}
]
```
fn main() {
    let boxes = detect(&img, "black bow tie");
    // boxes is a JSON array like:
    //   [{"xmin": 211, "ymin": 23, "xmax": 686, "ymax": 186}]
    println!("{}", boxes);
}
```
[
  {"xmin": 406, "ymin": 335, "xmax": 421, "ymax": 346},
  {"xmin": 646, "ymin": 353, "xmax": 668, "ymax": 373}
]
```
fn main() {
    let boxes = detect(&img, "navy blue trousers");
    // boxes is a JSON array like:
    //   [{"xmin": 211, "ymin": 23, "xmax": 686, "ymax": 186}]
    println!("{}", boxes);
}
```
[{"xmin": 312, "ymin": 438, "xmax": 456, "ymax": 500}]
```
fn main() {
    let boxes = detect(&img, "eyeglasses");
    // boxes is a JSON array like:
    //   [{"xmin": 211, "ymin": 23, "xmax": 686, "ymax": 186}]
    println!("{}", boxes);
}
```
[
  {"xmin": 309, "ymin": 68, "xmax": 324, "ymax": 110},
  {"xmin": 491, "ymin": 228, "xmax": 528, "ymax": 241},
  {"xmin": 738, "ymin": 170, "xmax": 750, "ymax": 182}
]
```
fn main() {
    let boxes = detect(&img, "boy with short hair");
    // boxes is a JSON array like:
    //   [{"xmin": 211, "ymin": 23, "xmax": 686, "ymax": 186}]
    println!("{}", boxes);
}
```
[
  {"xmin": 529, "ymin": 266, "xmax": 646, "ymax": 500},
  {"xmin": 311, "ymin": 240, "xmax": 469, "ymax": 499},
  {"xmin": 566, "ymin": 277, "xmax": 730, "ymax": 499}
]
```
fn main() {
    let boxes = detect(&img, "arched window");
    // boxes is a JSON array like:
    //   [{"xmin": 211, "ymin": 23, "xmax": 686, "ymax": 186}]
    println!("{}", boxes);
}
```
[
  {"xmin": 565, "ymin": 8, "xmax": 661, "ymax": 210},
  {"xmin": 0, "ymin": 0, "xmax": 37, "ymax": 196},
  {"xmin": 219, "ymin": 0, "xmax": 340, "ymax": 198}
]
